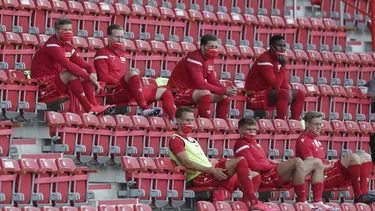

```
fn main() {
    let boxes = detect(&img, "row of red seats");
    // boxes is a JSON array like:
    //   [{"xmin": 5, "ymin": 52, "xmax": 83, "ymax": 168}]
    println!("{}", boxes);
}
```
[
  {"xmin": 0, "ymin": 0, "xmax": 346, "ymax": 50},
  {"xmin": 0, "ymin": 157, "xmax": 93, "ymax": 206},
  {"xmin": 0, "ymin": 204, "xmax": 151, "ymax": 211},
  {"xmin": 198, "ymin": 201, "xmax": 372, "ymax": 211}
]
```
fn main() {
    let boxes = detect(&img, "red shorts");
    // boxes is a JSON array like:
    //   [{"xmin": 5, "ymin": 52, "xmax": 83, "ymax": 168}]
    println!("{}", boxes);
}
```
[
  {"xmin": 246, "ymin": 89, "xmax": 269, "ymax": 110},
  {"xmin": 324, "ymin": 160, "xmax": 350, "ymax": 188},
  {"xmin": 173, "ymin": 89, "xmax": 196, "ymax": 106},
  {"xmin": 37, "ymin": 76, "xmax": 68, "ymax": 102},
  {"xmin": 260, "ymin": 165, "xmax": 292, "ymax": 189},
  {"xmin": 106, "ymin": 79, "xmax": 157, "ymax": 104},
  {"xmin": 191, "ymin": 159, "xmax": 234, "ymax": 192}
]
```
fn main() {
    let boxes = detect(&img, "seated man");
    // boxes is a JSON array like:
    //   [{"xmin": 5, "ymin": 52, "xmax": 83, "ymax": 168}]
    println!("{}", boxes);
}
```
[
  {"xmin": 169, "ymin": 107, "xmax": 275, "ymax": 211},
  {"xmin": 31, "ymin": 17, "xmax": 113, "ymax": 115},
  {"xmin": 245, "ymin": 35, "xmax": 305, "ymax": 120},
  {"xmin": 297, "ymin": 111, "xmax": 375, "ymax": 204},
  {"xmin": 167, "ymin": 34, "xmax": 237, "ymax": 119},
  {"xmin": 234, "ymin": 117, "xmax": 333, "ymax": 209},
  {"xmin": 95, "ymin": 24, "xmax": 176, "ymax": 119}
]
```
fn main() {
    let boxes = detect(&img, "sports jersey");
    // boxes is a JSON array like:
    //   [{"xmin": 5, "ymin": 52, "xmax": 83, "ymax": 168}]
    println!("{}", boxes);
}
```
[
  {"xmin": 296, "ymin": 132, "xmax": 329, "ymax": 164},
  {"xmin": 167, "ymin": 49, "xmax": 226, "ymax": 95},
  {"xmin": 31, "ymin": 35, "xmax": 94, "ymax": 81},
  {"xmin": 245, "ymin": 51, "xmax": 290, "ymax": 91},
  {"xmin": 94, "ymin": 46, "xmax": 128, "ymax": 85},
  {"xmin": 234, "ymin": 138, "xmax": 276, "ymax": 172},
  {"xmin": 169, "ymin": 134, "xmax": 212, "ymax": 181}
]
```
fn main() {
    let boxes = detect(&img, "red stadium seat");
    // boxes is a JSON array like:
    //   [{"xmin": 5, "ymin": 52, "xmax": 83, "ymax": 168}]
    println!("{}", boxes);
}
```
[
  {"xmin": 97, "ymin": 204, "xmax": 115, "ymax": 211},
  {"xmin": 78, "ymin": 206, "xmax": 97, "ymax": 211},
  {"xmin": 128, "ymin": 115, "xmax": 149, "ymax": 157},
  {"xmin": 41, "ymin": 207, "xmax": 59, "ymax": 211},
  {"xmin": 215, "ymin": 201, "xmax": 233, "ymax": 211},
  {"xmin": 230, "ymin": 201, "xmax": 250, "ymax": 211},
  {"xmin": 266, "ymin": 202, "xmax": 281, "ymax": 211},
  {"xmin": 133, "ymin": 204, "xmax": 152, "ymax": 211},
  {"xmin": 272, "ymin": 119, "xmax": 290, "ymax": 159},
  {"xmin": 145, "ymin": 116, "xmax": 174, "ymax": 157},
  {"xmin": 22, "ymin": 207, "xmax": 40, "ymax": 211},
  {"xmin": 95, "ymin": 115, "xmax": 117, "ymax": 164},
  {"xmin": 358, "ymin": 121, "xmax": 373, "ymax": 153},
  {"xmin": 197, "ymin": 201, "xmax": 216, "ymax": 211},
  {"xmin": 279, "ymin": 203, "xmax": 296, "ymax": 211},
  {"xmin": 115, "ymin": 205, "xmax": 133, "ymax": 211},
  {"xmin": 0, "ymin": 159, "xmax": 23, "ymax": 205},
  {"xmin": 109, "ymin": 115, "xmax": 134, "ymax": 163},
  {"xmin": 340, "ymin": 203, "xmax": 356, "ymax": 211},
  {"xmin": 257, "ymin": 119, "xmax": 275, "ymax": 158},
  {"xmin": 193, "ymin": 117, "xmax": 216, "ymax": 157}
]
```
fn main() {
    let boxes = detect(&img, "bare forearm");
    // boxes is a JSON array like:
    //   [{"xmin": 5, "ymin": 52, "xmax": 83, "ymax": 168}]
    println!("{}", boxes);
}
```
[{"xmin": 184, "ymin": 160, "xmax": 213, "ymax": 174}]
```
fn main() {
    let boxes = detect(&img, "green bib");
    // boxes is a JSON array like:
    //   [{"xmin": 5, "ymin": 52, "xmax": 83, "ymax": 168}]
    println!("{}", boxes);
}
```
[{"xmin": 169, "ymin": 134, "xmax": 212, "ymax": 181}]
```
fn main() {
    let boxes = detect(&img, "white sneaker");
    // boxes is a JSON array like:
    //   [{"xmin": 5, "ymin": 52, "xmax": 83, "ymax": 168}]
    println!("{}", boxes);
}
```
[
  {"xmin": 305, "ymin": 202, "xmax": 322, "ymax": 211},
  {"xmin": 142, "ymin": 107, "xmax": 162, "ymax": 117},
  {"xmin": 314, "ymin": 202, "xmax": 340, "ymax": 211}
]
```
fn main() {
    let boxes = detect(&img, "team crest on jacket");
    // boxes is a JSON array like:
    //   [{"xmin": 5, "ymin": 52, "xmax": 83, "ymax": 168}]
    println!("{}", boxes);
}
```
[
  {"xmin": 109, "ymin": 55, "xmax": 115, "ymax": 60},
  {"xmin": 208, "ymin": 65, "xmax": 214, "ymax": 70},
  {"xmin": 277, "ymin": 64, "xmax": 282, "ymax": 70},
  {"xmin": 65, "ymin": 52, "xmax": 72, "ymax": 57},
  {"xmin": 120, "ymin": 57, "xmax": 126, "ymax": 62}
]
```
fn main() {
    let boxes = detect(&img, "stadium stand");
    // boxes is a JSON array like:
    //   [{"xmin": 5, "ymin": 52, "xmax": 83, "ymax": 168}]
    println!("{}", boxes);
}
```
[{"xmin": 0, "ymin": 0, "xmax": 375, "ymax": 210}]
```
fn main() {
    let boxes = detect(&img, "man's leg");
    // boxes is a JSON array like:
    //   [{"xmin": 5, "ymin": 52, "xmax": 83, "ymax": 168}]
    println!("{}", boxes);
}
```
[
  {"xmin": 124, "ymin": 70, "xmax": 149, "ymax": 110},
  {"xmin": 145, "ymin": 87, "xmax": 177, "ymax": 120},
  {"xmin": 224, "ymin": 157, "xmax": 260, "ymax": 205},
  {"xmin": 276, "ymin": 158, "xmax": 306, "ymax": 202},
  {"xmin": 81, "ymin": 80, "xmax": 98, "ymax": 106},
  {"xmin": 212, "ymin": 94, "xmax": 230, "ymax": 119},
  {"xmin": 192, "ymin": 90, "xmax": 212, "ymax": 118},
  {"xmin": 268, "ymin": 89, "xmax": 290, "ymax": 120},
  {"xmin": 290, "ymin": 89, "xmax": 305, "ymax": 120},
  {"xmin": 302, "ymin": 158, "xmax": 325, "ymax": 203},
  {"xmin": 340, "ymin": 153, "xmax": 363, "ymax": 198},
  {"xmin": 358, "ymin": 152, "xmax": 372, "ymax": 194}
]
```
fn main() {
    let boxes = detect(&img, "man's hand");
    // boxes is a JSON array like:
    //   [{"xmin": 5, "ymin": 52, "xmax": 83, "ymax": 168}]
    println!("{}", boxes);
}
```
[
  {"xmin": 91, "ymin": 80, "xmax": 101, "ymax": 93},
  {"xmin": 226, "ymin": 86, "xmax": 237, "ymax": 96},
  {"xmin": 210, "ymin": 167, "xmax": 228, "ymax": 180},
  {"xmin": 89, "ymin": 73, "xmax": 98, "ymax": 82}
]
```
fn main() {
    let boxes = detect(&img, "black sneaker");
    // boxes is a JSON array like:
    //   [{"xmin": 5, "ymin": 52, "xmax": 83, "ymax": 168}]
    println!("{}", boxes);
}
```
[{"xmin": 355, "ymin": 194, "xmax": 375, "ymax": 204}]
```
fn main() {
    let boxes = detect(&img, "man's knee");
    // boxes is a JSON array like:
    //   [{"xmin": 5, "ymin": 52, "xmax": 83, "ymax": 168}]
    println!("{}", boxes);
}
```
[
  {"xmin": 276, "ymin": 89, "xmax": 290, "ymax": 101},
  {"xmin": 125, "ymin": 69, "xmax": 139, "ymax": 82},
  {"xmin": 358, "ymin": 151, "xmax": 372, "ymax": 163},
  {"xmin": 292, "ymin": 89, "xmax": 306, "ymax": 103},
  {"xmin": 60, "ymin": 71, "xmax": 78, "ymax": 83},
  {"xmin": 292, "ymin": 157, "xmax": 304, "ymax": 169},
  {"xmin": 193, "ymin": 90, "xmax": 212, "ymax": 103},
  {"xmin": 348, "ymin": 153, "xmax": 361, "ymax": 165}
]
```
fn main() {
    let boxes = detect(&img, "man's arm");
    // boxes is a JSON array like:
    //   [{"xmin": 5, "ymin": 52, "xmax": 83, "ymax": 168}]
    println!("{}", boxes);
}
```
[
  {"xmin": 186, "ymin": 58, "xmax": 226, "ymax": 95},
  {"xmin": 94, "ymin": 56, "xmax": 119, "ymax": 85},
  {"xmin": 175, "ymin": 151, "xmax": 214, "ymax": 174},
  {"xmin": 296, "ymin": 138, "xmax": 314, "ymax": 160},
  {"xmin": 45, "ymin": 44, "xmax": 90, "ymax": 80},
  {"xmin": 235, "ymin": 142, "xmax": 274, "ymax": 172},
  {"xmin": 256, "ymin": 62, "xmax": 283, "ymax": 89},
  {"xmin": 70, "ymin": 52, "xmax": 96, "ymax": 74},
  {"xmin": 207, "ymin": 70, "xmax": 225, "ymax": 88}
]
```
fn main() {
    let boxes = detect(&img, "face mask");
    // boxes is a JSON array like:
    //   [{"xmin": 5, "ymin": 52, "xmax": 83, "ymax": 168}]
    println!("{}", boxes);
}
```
[
  {"xmin": 206, "ymin": 48, "xmax": 218, "ymax": 59},
  {"xmin": 181, "ymin": 124, "xmax": 194, "ymax": 134},
  {"xmin": 59, "ymin": 31, "xmax": 73, "ymax": 42},
  {"xmin": 243, "ymin": 133, "xmax": 256, "ymax": 142},
  {"xmin": 111, "ymin": 41, "xmax": 124, "ymax": 50}
]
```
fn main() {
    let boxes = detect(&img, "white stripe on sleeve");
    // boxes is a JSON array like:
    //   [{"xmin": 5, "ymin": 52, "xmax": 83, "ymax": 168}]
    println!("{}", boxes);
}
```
[
  {"xmin": 257, "ymin": 62, "xmax": 274, "ymax": 66},
  {"xmin": 94, "ymin": 56, "xmax": 109, "ymax": 60},
  {"xmin": 187, "ymin": 58, "xmax": 203, "ymax": 66},
  {"xmin": 235, "ymin": 145, "xmax": 249, "ymax": 154},
  {"xmin": 46, "ymin": 44, "xmax": 60, "ymax": 47}
]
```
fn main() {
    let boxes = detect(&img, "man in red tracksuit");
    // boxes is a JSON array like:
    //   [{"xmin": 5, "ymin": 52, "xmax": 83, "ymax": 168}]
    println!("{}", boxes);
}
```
[
  {"xmin": 94, "ymin": 24, "xmax": 176, "ymax": 119},
  {"xmin": 167, "ymin": 34, "xmax": 237, "ymax": 119},
  {"xmin": 31, "ymin": 17, "xmax": 113, "ymax": 115},
  {"xmin": 245, "ymin": 35, "xmax": 305, "ymax": 120},
  {"xmin": 297, "ymin": 111, "xmax": 375, "ymax": 204},
  {"xmin": 234, "ymin": 117, "xmax": 336, "ymax": 210}
]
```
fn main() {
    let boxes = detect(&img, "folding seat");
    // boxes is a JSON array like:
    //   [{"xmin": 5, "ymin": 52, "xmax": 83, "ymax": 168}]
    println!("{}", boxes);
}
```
[
  {"xmin": 296, "ymin": 17, "xmax": 312, "ymax": 47},
  {"xmin": 317, "ymin": 84, "xmax": 335, "ymax": 120},
  {"xmin": 270, "ymin": 16, "xmax": 298, "ymax": 46},
  {"xmin": 343, "ymin": 52, "xmax": 362, "ymax": 86},
  {"xmin": 141, "ymin": 5, "xmax": 162, "ymax": 40},
  {"xmin": 78, "ymin": 205, "xmax": 96, "ymax": 211},
  {"xmin": 357, "ymin": 121, "xmax": 373, "ymax": 153},
  {"xmin": 126, "ymin": 115, "xmax": 149, "ymax": 157},
  {"xmin": 197, "ymin": 201, "xmax": 215, "ymax": 211},
  {"xmin": 55, "ymin": 158, "xmax": 95, "ymax": 205},
  {"xmin": 227, "ymin": 13, "xmax": 245, "ymax": 44},
  {"xmin": 211, "ymin": 118, "xmax": 239, "ymax": 158},
  {"xmin": 331, "ymin": 52, "xmax": 349, "ymax": 86},
  {"xmin": 322, "ymin": 18, "xmax": 342, "ymax": 49},
  {"xmin": 120, "ymin": 156, "xmax": 158, "ymax": 205},
  {"xmin": 230, "ymin": 201, "xmax": 249, "ymax": 211},
  {"xmin": 44, "ymin": 0, "xmax": 69, "ymax": 35},
  {"xmin": 144, "ymin": 116, "xmax": 174, "ymax": 157},
  {"xmin": 20, "ymin": 33, "xmax": 39, "ymax": 70},
  {"xmin": 60, "ymin": 207, "xmax": 78, "ymax": 211},
  {"xmin": 257, "ymin": 119, "xmax": 276, "ymax": 158},
  {"xmin": 97, "ymin": 204, "xmax": 115, "ymax": 211},
  {"xmin": 222, "ymin": 44, "xmax": 239, "ymax": 81},
  {"xmin": 17, "ymin": 158, "xmax": 40, "ymax": 205},
  {"xmin": 279, "ymin": 203, "xmax": 296, "ymax": 211},
  {"xmin": 318, "ymin": 119, "xmax": 334, "ymax": 160},
  {"xmin": 161, "ymin": 41, "xmax": 182, "ymax": 77},
  {"xmin": 125, "ymin": 4, "xmax": 147, "ymax": 40},
  {"xmin": 265, "ymin": 202, "xmax": 281, "ymax": 211},
  {"xmin": 271, "ymin": 119, "xmax": 291, "ymax": 159},
  {"xmin": 226, "ymin": 118, "xmax": 239, "ymax": 151},
  {"xmin": 238, "ymin": 42, "xmax": 254, "ymax": 78},
  {"xmin": 115, "ymin": 205, "xmax": 133, "ymax": 211},
  {"xmin": 133, "ymin": 204, "xmax": 152, "ymax": 211},
  {"xmin": 340, "ymin": 203, "xmax": 356, "ymax": 211},
  {"xmin": 308, "ymin": 18, "xmax": 326, "ymax": 49},
  {"xmin": 330, "ymin": 120, "xmax": 349, "ymax": 158},
  {"xmin": 286, "ymin": 119, "xmax": 304, "ymax": 158},
  {"xmin": 184, "ymin": 9, "xmax": 203, "ymax": 42},
  {"xmin": 0, "ymin": 0, "xmax": 35, "ymax": 33},
  {"xmin": 252, "ymin": 46, "xmax": 267, "ymax": 60},
  {"xmin": 97, "ymin": 2, "xmax": 115, "ymax": 36},
  {"xmin": 112, "ymin": 3, "xmax": 130, "ymax": 30},
  {"xmin": 198, "ymin": 11, "xmax": 220, "ymax": 40},
  {"xmin": 242, "ymin": 14, "xmax": 259, "ymax": 46},
  {"xmin": 193, "ymin": 117, "xmax": 216, "ymax": 157},
  {"xmin": 1, "ymin": 32, "xmax": 23, "ymax": 70},
  {"xmin": 215, "ymin": 201, "xmax": 233, "ymax": 211},
  {"xmin": 291, "ymin": 49, "xmax": 311, "ymax": 84},
  {"xmin": 355, "ymin": 203, "xmax": 371, "ymax": 211},
  {"xmin": 255, "ymin": 15, "xmax": 273, "ymax": 46},
  {"xmin": 331, "ymin": 85, "xmax": 351, "ymax": 120},
  {"xmin": 345, "ymin": 85, "xmax": 368, "ymax": 121},
  {"xmin": 358, "ymin": 53, "xmax": 374, "ymax": 84},
  {"xmin": 147, "ymin": 40, "xmax": 167, "ymax": 78},
  {"xmin": 2, "ymin": 207, "xmax": 21, "ymax": 211},
  {"xmin": 22, "ymin": 207, "xmax": 40, "ymax": 211},
  {"xmin": 64, "ymin": 1, "xmax": 85, "ymax": 36},
  {"xmin": 4, "ymin": 69, "xmax": 45, "ymax": 121},
  {"xmin": 306, "ymin": 49, "xmax": 327, "ymax": 84},
  {"xmin": 0, "ymin": 71, "xmax": 18, "ymax": 120},
  {"xmin": 79, "ymin": 2, "xmax": 113, "ymax": 38},
  {"xmin": 41, "ymin": 207, "xmax": 59, "ymax": 211},
  {"xmin": 72, "ymin": 36, "xmax": 91, "ymax": 64},
  {"xmin": 327, "ymin": 203, "xmax": 341, "ymax": 211},
  {"xmin": 0, "ymin": 159, "xmax": 24, "ymax": 205},
  {"xmin": 131, "ymin": 40, "xmax": 161, "ymax": 77},
  {"xmin": 294, "ymin": 202, "xmax": 311, "ymax": 211},
  {"xmin": 213, "ymin": 43, "xmax": 226, "ymax": 79},
  {"xmin": 154, "ymin": 157, "xmax": 191, "ymax": 209}
]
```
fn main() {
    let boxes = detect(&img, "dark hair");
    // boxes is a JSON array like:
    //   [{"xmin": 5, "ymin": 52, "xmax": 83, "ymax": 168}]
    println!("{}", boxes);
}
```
[
  {"xmin": 200, "ymin": 34, "xmax": 218, "ymax": 46},
  {"xmin": 107, "ymin": 24, "xmax": 123, "ymax": 36},
  {"xmin": 176, "ymin": 107, "xmax": 194, "ymax": 119},
  {"xmin": 238, "ymin": 117, "xmax": 257, "ymax": 127},
  {"xmin": 54, "ymin": 17, "xmax": 72, "ymax": 30},
  {"xmin": 269, "ymin": 35, "xmax": 285, "ymax": 47},
  {"xmin": 303, "ymin": 111, "xmax": 323, "ymax": 123}
]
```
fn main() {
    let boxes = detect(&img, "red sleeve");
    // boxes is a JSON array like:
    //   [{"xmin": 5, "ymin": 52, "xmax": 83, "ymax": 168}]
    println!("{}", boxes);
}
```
[
  {"xmin": 256, "ymin": 62, "xmax": 282, "ymax": 89},
  {"xmin": 296, "ymin": 137, "xmax": 313, "ymax": 159},
  {"xmin": 94, "ymin": 57, "xmax": 119, "ymax": 85},
  {"xmin": 169, "ymin": 136, "xmax": 186, "ymax": 155},
  {"xmin": 70, "ymin": 52, "xmax": 96, "ymax": 74},
  {"xmin": 234, "ymin": 140, "xmax": 274, "ymax": 172},
  {"xmin": 207, "ymin": 70, "xmax": 225, "ymax": 88},
  {"xmin": 280, "ymin": 70, "xmax": 290, "ymax": 89},
  {"xmin": 186, "ymin": 59, "xmax": 226, "ymax": 95},
  {"xmin": 47, "ymin": 45, "xmax": 90, "ymax": 80}
]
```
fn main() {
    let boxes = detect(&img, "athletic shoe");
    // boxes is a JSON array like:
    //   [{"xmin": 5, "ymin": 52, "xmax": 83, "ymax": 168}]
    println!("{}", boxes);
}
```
[
  {"xmin": 142, "ymin": 107, "xmax": 161, "ymax": 117},
  {"xmin": 313, "ymin": 202, "xmax": 340, "ymax": 211},
  {"xmin": 89, "ymin": 105, "xmax": 115, "ymax": 115},
  {"xmin": 251, "ymin": 202, "xmax": 277, "ymax": 211},
  {"xmin": 306, "ymin": 203, "xmax": 322, "ymax": 211},
  {"xmin": 355, "ymin": 193, "xmax": 375, "ymax": 204}
]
